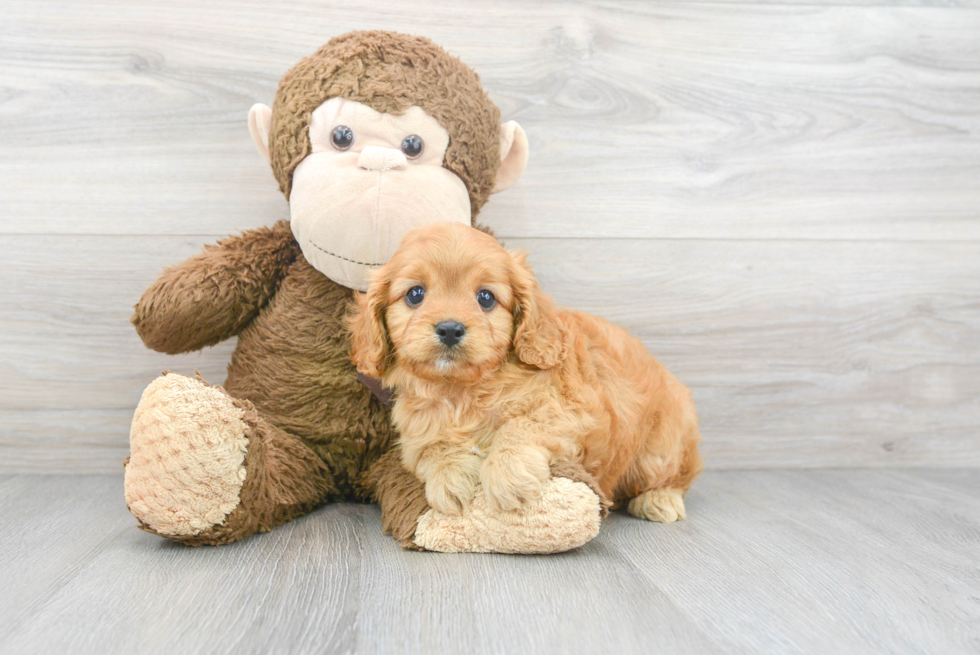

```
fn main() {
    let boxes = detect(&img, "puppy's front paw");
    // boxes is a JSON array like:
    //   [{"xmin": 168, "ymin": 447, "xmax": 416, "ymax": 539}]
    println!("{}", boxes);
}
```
[
  {"xmin": 480, "ymin": 448, "xmax": 550, "ymax": 512},
  {"xmin": 424, "ymin": 463, "xmax": 480, "ymax": 516}
]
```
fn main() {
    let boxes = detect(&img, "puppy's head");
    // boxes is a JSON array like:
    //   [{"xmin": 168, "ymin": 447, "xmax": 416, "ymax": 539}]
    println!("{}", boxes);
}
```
[{"xmin": 348, "ymin": 223, "xmax": 564, "ymax": 384}]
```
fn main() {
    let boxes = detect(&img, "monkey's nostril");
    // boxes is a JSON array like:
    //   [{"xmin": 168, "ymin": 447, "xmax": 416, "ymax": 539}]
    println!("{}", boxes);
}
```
[{"xmin": 435, "ymin": 321, "xmax": 466, "ymax": 347}]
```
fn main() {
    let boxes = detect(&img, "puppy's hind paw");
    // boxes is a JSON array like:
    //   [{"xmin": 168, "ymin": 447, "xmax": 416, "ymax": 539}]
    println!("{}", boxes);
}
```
[{"xmin": 628, "ymin": 487, "xmax": 687, "ymax": 523}]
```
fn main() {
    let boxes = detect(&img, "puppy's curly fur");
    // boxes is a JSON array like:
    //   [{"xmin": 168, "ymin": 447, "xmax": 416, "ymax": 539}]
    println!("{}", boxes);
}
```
[{"xmin": 348, "ymin": 224, "xmax": 702, "ymax": 522}]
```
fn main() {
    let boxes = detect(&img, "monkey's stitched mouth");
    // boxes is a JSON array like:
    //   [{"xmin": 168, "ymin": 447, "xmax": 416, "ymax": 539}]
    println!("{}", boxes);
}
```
[{"xmin": 308, "ymin": 241, "xmax": 384, "ymax": 267}]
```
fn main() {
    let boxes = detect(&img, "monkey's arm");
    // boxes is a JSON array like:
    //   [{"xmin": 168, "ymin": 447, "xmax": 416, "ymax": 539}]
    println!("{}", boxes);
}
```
[{"xmin": 132, "ymin": 220, "xmax": 299, "ymax": 354}]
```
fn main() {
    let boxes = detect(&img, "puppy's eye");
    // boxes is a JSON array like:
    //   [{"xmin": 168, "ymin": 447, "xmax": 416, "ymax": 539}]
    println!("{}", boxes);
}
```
[
  {"xmin": 405, "ymin": 286, "xmax": 426, "ymax": 306},
  {"xmin": 401, "ymin": 135, "xmax": 424, "ymax": 159},
  {"xmin": 331, "ymin": 125, "xmax": 354, "ymax": 151},
  {"xmin": 477, "ymin": 289, "xmax": 496, "ymax": 310}
]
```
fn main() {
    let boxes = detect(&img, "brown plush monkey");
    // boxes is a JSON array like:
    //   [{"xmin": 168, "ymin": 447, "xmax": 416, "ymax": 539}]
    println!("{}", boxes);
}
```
[{"xmin": 124, "ymin": 31, "xmax": 603, "ymax": 552}]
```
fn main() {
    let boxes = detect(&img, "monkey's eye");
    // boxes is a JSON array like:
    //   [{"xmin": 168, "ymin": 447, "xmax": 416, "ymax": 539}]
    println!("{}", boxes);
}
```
[
  {"xmin": 331, "ymin": 125, "xmax": 354, "ymax": 151},
  {"xmin": 401, "ymin": 135, "xmax": 424, "ymax": 159},
  {"xmin": 405, "ymin": 286, "xmax": 426, "ymax": 307},
  {"xmin": 477, "ymin": 289, "xmax": 496, "ymax": 311}
]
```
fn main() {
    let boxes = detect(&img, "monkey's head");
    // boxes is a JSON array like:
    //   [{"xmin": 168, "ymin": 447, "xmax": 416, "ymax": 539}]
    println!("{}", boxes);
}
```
[{"xmin": 248, "ymin": 31, "xmax": 528, "ymax": 291}]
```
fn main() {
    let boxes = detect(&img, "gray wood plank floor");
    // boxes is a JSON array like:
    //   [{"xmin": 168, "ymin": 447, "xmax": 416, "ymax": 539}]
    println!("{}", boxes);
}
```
[{"xmin": 1, "ymin": 470, "xmax": 977, "ymax": 654}]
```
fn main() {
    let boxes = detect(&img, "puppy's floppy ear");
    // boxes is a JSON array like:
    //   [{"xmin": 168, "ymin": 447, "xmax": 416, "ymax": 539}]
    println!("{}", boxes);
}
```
[
  {"xmin": 347, "ymin": 269, "xmax": 393, "ymax": 378},
  {"xmin": 510, "ymin": 251, "xmax": 565, "ymax": 369}
]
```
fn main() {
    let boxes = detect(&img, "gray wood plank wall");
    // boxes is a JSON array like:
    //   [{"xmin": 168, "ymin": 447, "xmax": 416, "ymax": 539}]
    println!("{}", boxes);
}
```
[{"xmin": 1, "ymin": 0, "xmax": 978, "ymax": 472}]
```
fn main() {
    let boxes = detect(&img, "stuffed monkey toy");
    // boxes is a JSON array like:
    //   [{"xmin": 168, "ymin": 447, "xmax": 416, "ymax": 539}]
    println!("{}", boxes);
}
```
[{"xmin": 124, "ymin": 31, "xmax": 604, "ymax": 552}]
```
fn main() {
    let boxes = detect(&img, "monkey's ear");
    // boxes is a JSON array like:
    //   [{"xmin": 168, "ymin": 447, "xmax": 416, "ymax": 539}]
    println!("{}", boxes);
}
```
[
  {"xmin": 248, "ymin": 103, "xmax": 273, "ymax": 164},
  {"xmin": 492, "ymin": 121, "xmax": 528, "ymax": 194}
]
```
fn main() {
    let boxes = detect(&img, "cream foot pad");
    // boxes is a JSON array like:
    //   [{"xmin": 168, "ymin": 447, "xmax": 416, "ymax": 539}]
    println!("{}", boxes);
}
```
[{"xmin": 124, "ymin": 374, "xmax": 249, "ymax": 537}]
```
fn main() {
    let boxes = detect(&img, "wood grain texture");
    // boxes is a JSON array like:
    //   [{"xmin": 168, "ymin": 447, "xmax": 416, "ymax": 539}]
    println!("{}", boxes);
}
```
[
  {"xmin": 1, "ymin": 234, "xmax": 978, "ymax": 472},
  {"xmin": 674, "ymin": 0, "xmax": 980, "ymax": 6},
  {"xmin": 0, "ymin": 1, "xmax": 978, "ymax": 240},
  {"xmin": 1, "ymin": 470, "xmax": 977, "ymax": 654},
  {"xmin": 1, "ymin": 1, "xmax": 979, "ymax": 472}
]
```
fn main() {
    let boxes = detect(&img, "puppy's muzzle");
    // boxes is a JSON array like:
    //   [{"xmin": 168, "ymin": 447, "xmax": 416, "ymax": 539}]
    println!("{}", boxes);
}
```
[{"xmin": 435, "ymin": 321, "xmax": 466, "ymax": 348}]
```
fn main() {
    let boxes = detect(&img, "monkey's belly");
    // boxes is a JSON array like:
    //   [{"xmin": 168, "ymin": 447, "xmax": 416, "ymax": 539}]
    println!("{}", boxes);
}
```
[{"xmin": 224, "ymin": 254, "xmax": 396, "ymax": 499}]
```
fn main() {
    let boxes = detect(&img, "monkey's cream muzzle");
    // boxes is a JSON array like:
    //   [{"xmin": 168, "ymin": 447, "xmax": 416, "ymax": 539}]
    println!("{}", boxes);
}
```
[
  {"xmin": 289, "ymin": 156, "xmax": 471, "ymax": 291},
  {"xmin": 287, "ymin": 98, "xmax": 471, "ymax": 291}
]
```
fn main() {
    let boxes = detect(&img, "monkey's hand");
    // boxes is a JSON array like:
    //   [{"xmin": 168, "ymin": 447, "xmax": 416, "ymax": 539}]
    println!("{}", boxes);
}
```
[{"xmin": 132, "ymin": 220, "xmax": 299, "ymax": 354}]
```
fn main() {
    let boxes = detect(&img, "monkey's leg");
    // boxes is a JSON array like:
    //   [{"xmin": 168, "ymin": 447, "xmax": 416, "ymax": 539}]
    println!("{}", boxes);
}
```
[
  {"xmin": 124, "ymin": 372, "xmax": 335, "ymax": 546},
  {"xmin": 371, "ymin": 451, "xmax": 606, "ymax": 554}
]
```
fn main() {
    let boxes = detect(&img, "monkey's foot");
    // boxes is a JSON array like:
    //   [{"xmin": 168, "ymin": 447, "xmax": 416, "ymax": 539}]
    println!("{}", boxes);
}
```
[
  {"xmin": 413, "ymin": 477, "xmax": 602, "ymax": 554},
  {"xmin": 124, "ymin": 373, "xmax": 249, "ymax": 537},
  {"xmin": 628, "ymin": 487, "xmax": 687, "ymax": 523}
]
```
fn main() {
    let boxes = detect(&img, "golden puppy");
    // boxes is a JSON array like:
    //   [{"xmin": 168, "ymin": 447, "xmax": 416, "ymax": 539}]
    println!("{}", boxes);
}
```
[{"xmin": 348, "ymin": 223, "xmax": 702, "ymax": 523}]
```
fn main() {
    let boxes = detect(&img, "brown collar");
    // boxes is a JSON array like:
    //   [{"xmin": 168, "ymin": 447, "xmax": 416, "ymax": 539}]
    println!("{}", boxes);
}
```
[{"xmin": 357, "ymin": 372, "xmax": 394, "ymax": 408}]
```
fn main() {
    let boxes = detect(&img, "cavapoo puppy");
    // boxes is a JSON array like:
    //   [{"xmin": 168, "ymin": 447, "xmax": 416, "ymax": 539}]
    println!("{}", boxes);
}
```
[{"xmin": 348, "ymin": 223, "xmax": 702, "ymax": 523}]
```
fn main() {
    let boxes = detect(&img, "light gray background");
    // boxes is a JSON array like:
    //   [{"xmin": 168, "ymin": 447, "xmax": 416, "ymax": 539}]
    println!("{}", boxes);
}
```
[
  {"xmin": 3, "ymin": 0, "xmax": 979, "ymax": 473},
  {"xmin": 0, "ymin": 1, "xmax": 978, "ymax": 653}
]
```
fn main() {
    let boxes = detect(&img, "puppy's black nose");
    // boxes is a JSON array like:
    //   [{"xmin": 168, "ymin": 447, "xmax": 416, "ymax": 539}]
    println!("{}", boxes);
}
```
[{"xmin": 435, "ymin": 321, "xmax": 466, "ymax": 347}]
